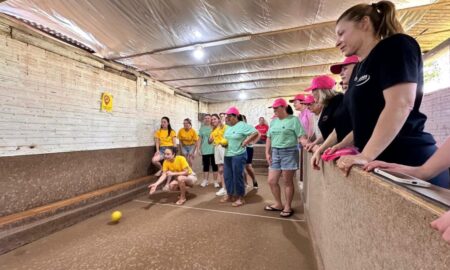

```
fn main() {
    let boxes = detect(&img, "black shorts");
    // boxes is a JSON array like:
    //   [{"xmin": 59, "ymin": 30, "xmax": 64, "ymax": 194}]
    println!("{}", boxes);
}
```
[
  {"xmin": 246, "ymin": 147, "xmax": 254, "ymax": 164},
  {"xmin": 202, "ymin": 154, "xmax": 218, "ymax": 172}
]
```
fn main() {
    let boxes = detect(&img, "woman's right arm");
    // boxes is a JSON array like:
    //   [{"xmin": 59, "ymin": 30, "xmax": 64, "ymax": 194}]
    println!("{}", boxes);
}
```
[
  {"xmin": 311, "ymin": 130, "xmax": 338, "ymax": 170},
  {"xmin": 148, "ymin": 172, "xmax": 168, "ymax": 193},
  {"xmin": 208, "ymin": 132, "xmax": 214, "ymax": 144},
  {"xmin": 155, "ymin": 138, "xmax": 160, "ymax": 153}
]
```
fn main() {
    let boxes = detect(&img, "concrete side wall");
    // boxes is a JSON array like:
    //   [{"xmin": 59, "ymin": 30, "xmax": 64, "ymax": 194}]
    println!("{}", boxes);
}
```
[
  {"xmin": 422, "ymin": 88, "xmax": 450, "ymax": 145},
  {"xmin": 302, "ymin": 152, "xmax": 450, "ymax": 270}
]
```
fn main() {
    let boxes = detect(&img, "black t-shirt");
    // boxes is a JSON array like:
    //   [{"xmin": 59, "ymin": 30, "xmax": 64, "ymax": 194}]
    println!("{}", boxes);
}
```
[
  {"xmin": 318, "ymin": 94, "xmax": 351, "ymax": 141},
  {"xmin": 344, "ymin": 33, "xmax": 436, "ymax": 162}
]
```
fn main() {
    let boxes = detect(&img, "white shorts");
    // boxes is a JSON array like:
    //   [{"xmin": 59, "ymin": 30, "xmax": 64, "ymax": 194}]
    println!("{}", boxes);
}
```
[
  {"xmin": 175, "ymin": 174, "xmax": 197, "ymax": 186},
  {"xmin": 214, "ymin": 145, "xmax": 225, "ymax": 165}
]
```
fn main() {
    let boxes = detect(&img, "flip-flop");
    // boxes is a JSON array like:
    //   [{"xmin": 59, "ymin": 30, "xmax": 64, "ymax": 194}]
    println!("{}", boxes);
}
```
[
  {"xmin": 280, "ymin": 209, "xmax": 294, "ymax": 218},
  {"xmin": 175, "ymin": 199, "xmax": 186, "ymax": 205},
  {"xmin": 264, "ymin": 205, "xmax": 283, "ymax": 211},
  {"xmin": 232, "ymin": 200, "xmax": 245, "ymax": 207}
]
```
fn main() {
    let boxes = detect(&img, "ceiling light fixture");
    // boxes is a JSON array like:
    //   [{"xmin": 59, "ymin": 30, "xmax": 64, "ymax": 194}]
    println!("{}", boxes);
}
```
[
  {"xmin": 193, "ymin": 46, "xmax": 205, "ymax": 59},
  {"xmin": 238, "ymin": 92, "xmax": 247, "ymax": 100},
  {"xmin": 193, "ymin": 30, "xmax": 202, "ymax": 38},
  {"xmin": 154, "ymin": 35, "xmax": 251, "ymax": 55}
]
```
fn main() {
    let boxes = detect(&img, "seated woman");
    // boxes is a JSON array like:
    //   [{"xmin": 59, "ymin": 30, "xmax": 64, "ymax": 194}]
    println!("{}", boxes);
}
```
[
  {"xmin": 365, "ymin": 137, "xmax": 450, "ymax": 243},
  {"xmin": 148, "ymin": 147, "xmax": 197, "ymax": 205}
]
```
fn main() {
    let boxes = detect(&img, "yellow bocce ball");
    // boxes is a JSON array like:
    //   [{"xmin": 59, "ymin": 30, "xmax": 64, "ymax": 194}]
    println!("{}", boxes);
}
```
[{"xmin": 111, "ymin": 211, "xmax": 122, "ymax": 222}]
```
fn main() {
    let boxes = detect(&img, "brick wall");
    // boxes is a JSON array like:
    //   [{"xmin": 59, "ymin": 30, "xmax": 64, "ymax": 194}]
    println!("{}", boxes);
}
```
[
  {"xmin": 0, "ymin": 19, "xmax": 199, "ymax": 157},
  {"xmin": 421, "ymin": 88, "xmax": 450, "ymax": 145}
]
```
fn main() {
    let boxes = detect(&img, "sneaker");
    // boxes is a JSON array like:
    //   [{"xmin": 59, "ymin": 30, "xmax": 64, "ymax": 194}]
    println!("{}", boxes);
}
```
[
  {"xmin": 253, "ymin": 181, "xmax": 258, "ymax": 189},
  {"xmin": 245, "ymin": 185, "xmax": 253, "ymax": 195},
  {"xmin": 200, "ymin": 179, "xmax": 208, "ymax": 187},
  {"xmin": 213, "ymin": 182, "xmax": 220, "ymax": 188},
  {"xmin": 216, "ymin": 187, "xmax": 227, "ymax": 196}
]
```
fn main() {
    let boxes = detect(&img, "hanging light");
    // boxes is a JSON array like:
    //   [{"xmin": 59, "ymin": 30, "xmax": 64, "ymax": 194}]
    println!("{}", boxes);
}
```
[
  {"xmin": 193, "ymin": 46, "xmax": 204, "ymax": 59},
  {"xmin": 238, "ymin": 92, "xmax": 247, "ymax": 100}
]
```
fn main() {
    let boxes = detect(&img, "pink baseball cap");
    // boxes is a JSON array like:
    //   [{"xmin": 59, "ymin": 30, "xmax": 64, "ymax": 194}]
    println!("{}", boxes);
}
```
[
  {"xmin": 289, "ymin": 94, "xmax": 315, "ymax": 104},
  {"xmin": 225, "ymin": 106, "xmax": 240, "ymax": 115},
  {"xmin": 305, "ymin": 75, "xmax": 336, "ymax": 91},
  {"xmin": 268, "ymin": 98, "xmax": 288, "ymax": 108},
  {"xmin": 330, "ymin": 55, "xmax": 359, "ymax": 74}
]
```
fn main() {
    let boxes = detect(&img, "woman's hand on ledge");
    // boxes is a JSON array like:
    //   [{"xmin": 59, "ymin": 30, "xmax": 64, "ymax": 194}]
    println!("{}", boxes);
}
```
[
  {"xmin": 363, "ymin": 160, "xmax": 423, "ymax": 178},
  {"xmin": 337, "ymin": 154, "xmax": 371, "ymax": 176},
  {"xmin": 311, "ymin": 150, "xmax": 322, "ymax": 170},
  {"xmin": 305, "ymin": 142, "xmax": 316, "ymax": 152},
  {"xmin": 431, "ymin": 210, "xmax": 450, "ymax": 244}
]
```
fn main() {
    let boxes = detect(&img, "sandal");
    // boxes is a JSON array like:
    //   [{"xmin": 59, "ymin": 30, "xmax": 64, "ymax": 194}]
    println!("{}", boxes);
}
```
[
  {"xmin": 175, "ymin": 198, "xmax": 186, "ymax": 205},
  {"xmin": 264, "ymin": 205, "xmax": 283, "ymax": 212},
  {"xmin": 220, "ymin": 196, "xmax": 232, "ymax": 203},
  {"xmin": 232, "ymin": 200, "xmax": 245, "ymax": 207},
  {"xmin": 280, "ymin": 209, "xmax": 294, "ymax": 218}
]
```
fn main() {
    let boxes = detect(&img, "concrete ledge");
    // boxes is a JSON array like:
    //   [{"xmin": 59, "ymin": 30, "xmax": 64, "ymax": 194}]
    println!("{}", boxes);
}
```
[
  {"xmin": 302, "ymin": 151, "xmax": 450, "ymax": 270},
  {"xmin": 0, "ymin": 176, "xmax": 153, "ymax": 255}
]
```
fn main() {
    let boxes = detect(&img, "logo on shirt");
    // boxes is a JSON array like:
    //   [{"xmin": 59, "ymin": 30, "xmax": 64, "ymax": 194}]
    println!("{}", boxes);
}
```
[{"xmin": 354, "ymin": 74, "xmax": 371, "ymax": 86}]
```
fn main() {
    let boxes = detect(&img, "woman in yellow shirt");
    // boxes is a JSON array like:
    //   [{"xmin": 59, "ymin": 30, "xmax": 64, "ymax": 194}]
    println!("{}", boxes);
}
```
[
  {"xmin": 209, "ymin": 114, "xmax": 228, "ymax": 196},
  {"xmin": 177, "ymin": 118, "xmax": 199, "ymax": 167},
  {"xmin": 148, "ymin": 147, "xmax": 197, "ymax": 205},
  {"xmin": 152, "ymin": 117, "xmax": 177, "ymax": 176}
]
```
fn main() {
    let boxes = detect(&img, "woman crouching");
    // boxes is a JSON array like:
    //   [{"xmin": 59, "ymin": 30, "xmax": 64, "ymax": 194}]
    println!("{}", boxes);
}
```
[{"xmin": 148, "ymin": 147, "xmax": 197, "ymax": 205}]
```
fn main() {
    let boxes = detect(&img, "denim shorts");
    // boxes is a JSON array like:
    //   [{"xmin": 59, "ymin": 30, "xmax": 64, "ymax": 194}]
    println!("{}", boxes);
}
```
[
  {"xmin": 270, "ymin": 146, "xmax": 299, "ymax": 171},
  {"xmin": 181, "ymin": 145, "xmax": 195, "ymax": 156},
  {"xmin": 159, "ymin": 146, "xmax": 170, "ymax": 156}
]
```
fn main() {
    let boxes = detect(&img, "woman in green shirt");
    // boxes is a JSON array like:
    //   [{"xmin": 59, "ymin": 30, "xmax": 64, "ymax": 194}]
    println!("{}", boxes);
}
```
[
  {"xmin": 221, "ymin": 106, "xmax": 259, "ymax": 207},
  {"xmin": 265, "ymin": 98, "xmax": 305, "ymax": 218},
  {"xmin": 198, "ymin": 114, "xmax": 219, "ymax": 188}
]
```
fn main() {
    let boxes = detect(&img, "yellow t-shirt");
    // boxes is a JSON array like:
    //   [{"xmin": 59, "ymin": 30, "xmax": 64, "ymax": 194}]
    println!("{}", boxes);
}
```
[
  {"xmin": 177, "ymin": 128, "xmax": 199, "ymax": 146},
  {"xmin": 162, "ymin": 156, "xmax": 193, "ymax": 174},
  {"xmin": 154, "ymin": 129, "xmax": 176, "ymax": 147},
  {"xmin": 210, "ymin": 125, "xmax": 227, "ymax": 145}
]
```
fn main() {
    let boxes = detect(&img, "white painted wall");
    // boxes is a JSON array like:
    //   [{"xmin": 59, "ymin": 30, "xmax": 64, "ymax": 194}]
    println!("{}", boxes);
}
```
[
  {"xmin": 207, "ymin": 97, "xmax": 294, "ymax": 126},
  {"xmin": 0, "ymin": 26, "xmax": 199, "ymax": 157}
]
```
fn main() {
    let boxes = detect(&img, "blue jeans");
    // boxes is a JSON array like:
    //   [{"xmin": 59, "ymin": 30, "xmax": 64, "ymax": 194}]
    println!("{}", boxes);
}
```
[{"xmin": 224, "ymin": 153, "xmax": 247, "ymax": 196}]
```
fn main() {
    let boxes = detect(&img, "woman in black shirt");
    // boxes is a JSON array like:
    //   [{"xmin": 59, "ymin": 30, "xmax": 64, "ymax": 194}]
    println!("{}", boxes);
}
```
[
  {"xmin": 335, "ymin": 1, "xmax": 449, "ymax": 188},
  {"xmin": 306, "ymin": 75, "xmax": 350, "ymax": 142}
]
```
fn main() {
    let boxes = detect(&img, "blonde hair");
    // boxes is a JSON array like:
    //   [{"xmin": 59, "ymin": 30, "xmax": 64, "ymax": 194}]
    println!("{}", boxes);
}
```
[
  {"xmin": 337, "ymin": 1, "xmax": 403, "ymax": 39},
  {"xmin": 313, "ymin": 89, "xmax": 340, "ymax": 107}
]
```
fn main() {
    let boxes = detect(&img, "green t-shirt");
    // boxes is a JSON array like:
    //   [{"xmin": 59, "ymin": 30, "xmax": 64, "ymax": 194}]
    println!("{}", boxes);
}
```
[
  {"xmin": 224, "ymin": 121, "xmax": 257, "ymax": 157},
  {"xmin": 198, "ymin": 125, "xmax": 214, "ymax": 155},
  {"xmin": 268, "ymin": 115, "xmax": 305, "ymax": 148}
]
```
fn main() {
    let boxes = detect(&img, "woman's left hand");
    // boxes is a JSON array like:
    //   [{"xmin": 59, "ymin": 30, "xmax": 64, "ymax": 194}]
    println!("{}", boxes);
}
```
[
  {"xmin": 337, "ymin": 154, "xmax": 372, "ymax": 176},
  {"xmin": 431, "ymin": 210, "xmax": 450, "ymax": 244}
]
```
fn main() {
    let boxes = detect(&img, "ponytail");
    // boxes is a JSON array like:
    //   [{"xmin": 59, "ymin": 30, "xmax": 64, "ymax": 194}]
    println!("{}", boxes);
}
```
[
  {"xmin": 373, "ymin": 1, "xmax": 403, "ymax": 39},
  {"xmin": 337, "ymin": 1, "xmax": 403, "ymax": 39},
  {"xmin": 286, "ymin": 105, "xmax": 294, "ymax": 115}
]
